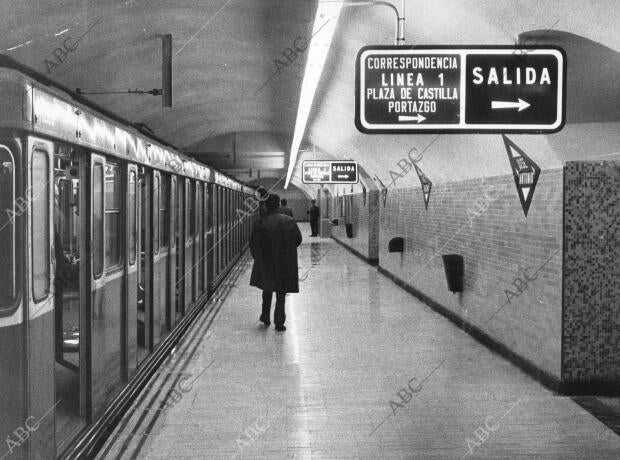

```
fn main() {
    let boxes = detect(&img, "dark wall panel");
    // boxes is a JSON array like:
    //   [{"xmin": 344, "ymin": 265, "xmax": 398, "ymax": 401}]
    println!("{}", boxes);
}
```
[{"xmin": 563, "ymin": 161, "xmax": 620, "ymax": 383}]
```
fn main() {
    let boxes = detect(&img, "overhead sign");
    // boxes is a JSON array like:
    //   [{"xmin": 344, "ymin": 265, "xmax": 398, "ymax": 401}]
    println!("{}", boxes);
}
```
[
  {"xmin": 302, "ymin": 160, "xmax": 358, "ymax": 184},
  {"xmin": 356, "ymin": 46, "xmax": 565, "ymax": 133}
]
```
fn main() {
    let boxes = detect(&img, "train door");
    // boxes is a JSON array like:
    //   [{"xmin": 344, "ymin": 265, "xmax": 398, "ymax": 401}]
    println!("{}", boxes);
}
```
[
  {"xmin": 24, "ymin": 138, "xmax": 64, "ymax": 456},
  {"xmin": 232, "ymin": 191, "xmax": 236, "ymax": 257},
  {"xmin": 222, "ymin": 188, "xmax": 225, "ymax": 266},
  {"xmin": 151, "ymin": 171, "xmax": 163, "ymax": 346},
  {"xmin": 236, "ymin": 191, "xmax": 241, "ymax": 253},
  {"xmin": 206, "ymin": 183, "xmax": 214, "ymax": 292},
  {"xmin": 174, "ymin": 177, "xmax": 185, "ymax": 320},
  {"xmin": 157, "ymin": 173, "xmax": 170, "ymax": 339},
  {"xmin": 89, "ymin": 155, "xmax": 128, "ymax": 417},
  {"xmin": 218, "ymin": 186, "xmax": 224, "ymax": 274},
  {"xmin": 214, "ymin": 185, "xmax": 220, "ymax": 279},
  {"xmin": 169, "ymin": 175, "xmax": 178, "ymax": 327},
  {"xmin": 0, "ymin": 139, "xmax": 24, "ymax": 456},
  {"xmin": 196, "ymin": 182, "xmax": 204, "ymax": 299},
  {"xmin": 184, "ymin": 179, "xmax": 193, "ymax": 308},
  {"xmin": 226, "ymin": 188, "xmax": 230, "ymax": 266},
  {"xmin": 136, "ymin": 167, "xmax": 153, "ymax": 364},
  {"xmin": 124, "ymin": 164, "xmax": 138, "ymax": 379},
  {"xmin": 203, "ymin": 184, "xmax": 209, "ymax": 293}
]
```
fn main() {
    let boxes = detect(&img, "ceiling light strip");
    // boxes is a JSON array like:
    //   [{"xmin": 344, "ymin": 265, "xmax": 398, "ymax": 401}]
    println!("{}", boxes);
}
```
[{"xmin": 284, "ymin": 2, "xmax": 343, "ymax": 189}]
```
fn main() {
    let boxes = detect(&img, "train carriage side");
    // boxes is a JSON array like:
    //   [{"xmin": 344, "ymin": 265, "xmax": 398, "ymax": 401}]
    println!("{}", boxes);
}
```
[{"xmin": 0, "ymin": 62, "xmax": 252, "ymax": 459}]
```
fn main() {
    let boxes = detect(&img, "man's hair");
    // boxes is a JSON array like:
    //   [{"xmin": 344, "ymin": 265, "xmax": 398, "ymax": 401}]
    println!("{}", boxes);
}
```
[
  {"xmin": 311, "ymin": 199, "xmax": 316, "ymax": 204},
  {"xmin": 256, "ymin": 186, "xmax": 268, "ymax": 200},
  {"xmin": 281, "ymin": 198, "xmax": 288, "ymax": 206},
  {"xmin": 266, "ymin": 194, "xmax": 280, "ymax": 212}
]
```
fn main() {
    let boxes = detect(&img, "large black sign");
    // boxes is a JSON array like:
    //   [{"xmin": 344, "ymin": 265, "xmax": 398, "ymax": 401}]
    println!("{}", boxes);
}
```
[
  {"xmin": 356, "ymin": 46, "xmax": 565, "ymax": 133},
  {"xmin": 302, "ymin": 161, "xmax": 358, "ymax": 184}
]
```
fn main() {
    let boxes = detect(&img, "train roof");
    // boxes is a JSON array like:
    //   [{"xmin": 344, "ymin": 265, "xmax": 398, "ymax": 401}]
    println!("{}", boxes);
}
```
[{"xmin": 0, "ymin": 54, "xmax": 251, "ymax": 191}]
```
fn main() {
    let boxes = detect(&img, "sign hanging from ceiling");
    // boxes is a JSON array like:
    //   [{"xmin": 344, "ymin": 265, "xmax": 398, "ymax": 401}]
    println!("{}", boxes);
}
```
[
  {"xmin": 355, "ymin": 46, "xmax": 565, "ymax": 134},
  {"xmin": 302, "ymin": 160, "xmax": 359, "ymax": 184}
]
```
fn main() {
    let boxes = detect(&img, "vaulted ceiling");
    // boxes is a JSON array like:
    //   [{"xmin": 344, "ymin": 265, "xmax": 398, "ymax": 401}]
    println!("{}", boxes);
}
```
[{"xmin": 2, "ymin": 0, "xmax": 620, "ymax": 192}]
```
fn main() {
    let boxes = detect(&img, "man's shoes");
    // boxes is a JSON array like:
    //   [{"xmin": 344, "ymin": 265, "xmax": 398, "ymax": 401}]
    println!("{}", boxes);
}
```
[
  {"xmin": 275, "ymin": 324, "xmax": 286, "ymax": 332},
  {"xmin": 259, "ymin": 314, "xmax": 271, "ymax": 326}
]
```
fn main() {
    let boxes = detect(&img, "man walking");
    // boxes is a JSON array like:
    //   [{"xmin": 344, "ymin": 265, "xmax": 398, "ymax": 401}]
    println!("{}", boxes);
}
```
[
  {"xmin": 250, "ymin": 194, "xmax": 302, "ymax": 331},
  {"xmin": 308, "ymin": 199, "xmax": 320, "ymax": 237},
  {"xmin": 279, "ymin": 198, "xmax": 294, "ymax": 217}
]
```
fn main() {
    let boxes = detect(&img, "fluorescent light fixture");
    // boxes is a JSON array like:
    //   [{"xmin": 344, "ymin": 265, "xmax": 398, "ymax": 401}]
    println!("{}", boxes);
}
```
[{"xmin": 284, "ymin": 2, "xmax": 343, "ymax": 189}]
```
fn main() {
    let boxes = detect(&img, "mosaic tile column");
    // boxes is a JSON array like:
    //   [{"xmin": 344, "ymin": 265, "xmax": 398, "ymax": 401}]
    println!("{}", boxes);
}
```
[{"xmin": 563, "ymin": 161, "xmax": 620, "ymax": 390}]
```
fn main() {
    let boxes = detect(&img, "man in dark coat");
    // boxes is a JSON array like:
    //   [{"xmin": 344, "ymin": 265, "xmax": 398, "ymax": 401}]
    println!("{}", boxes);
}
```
[
  {"xmin": 278, "ymin": 198, "xmax": 294, "ymax": 217},
  {"xmin": 308, "ymin": 199, "xmax": 320, "ymax": 237},
  {"xmin": 250, "ymin": 194, "xmax": 302, "ymax": 331}
]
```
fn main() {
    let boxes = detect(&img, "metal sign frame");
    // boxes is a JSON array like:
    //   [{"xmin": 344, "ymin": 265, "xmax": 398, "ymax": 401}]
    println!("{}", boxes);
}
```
[
  {"xmin": 355, "ymin": 45, "xmax": 566, "ymax": 134},
  {"xmin": 302, "ymin": 160, "xmax": 359, "ymax": 184}
]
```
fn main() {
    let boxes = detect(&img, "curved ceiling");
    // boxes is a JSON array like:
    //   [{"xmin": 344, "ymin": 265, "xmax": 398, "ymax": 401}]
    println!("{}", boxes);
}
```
[
  {"xmin": 1, "ymin": 0, "xmax": 315, "ymax": 186},
  {"xmin": 3, "ymin": 1, "xmax": 620, "ymax": 192}
]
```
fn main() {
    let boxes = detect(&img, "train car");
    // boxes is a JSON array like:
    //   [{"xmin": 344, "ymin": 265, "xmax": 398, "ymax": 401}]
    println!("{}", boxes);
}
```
[{"xmin": 0, "ymin": 55, "xmax": 257, "ymax": 459}]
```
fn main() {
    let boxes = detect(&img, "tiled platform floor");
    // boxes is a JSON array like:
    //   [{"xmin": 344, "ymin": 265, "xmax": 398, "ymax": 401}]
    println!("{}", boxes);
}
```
[{"xmin": 97, "ymin": 223, "xmax": 620, "ymax": 459}]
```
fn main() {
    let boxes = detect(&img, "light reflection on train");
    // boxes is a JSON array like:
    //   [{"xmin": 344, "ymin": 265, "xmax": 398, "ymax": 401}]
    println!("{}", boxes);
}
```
[{"xmin": 0, "ymin": 55, "xmax": 256, "ymax": 459}]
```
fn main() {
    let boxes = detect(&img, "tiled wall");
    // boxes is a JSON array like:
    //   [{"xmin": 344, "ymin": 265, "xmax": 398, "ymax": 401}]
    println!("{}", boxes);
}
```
[
  {"xmin": 563, "ymin": 162, "xmax": 620, "ymax": 384},
  {"xmin": 336, "ymin": 171, "xmax": 564, "ymax": 379},
  {"xmin": 332, "ymin": 190, "xmax": 379, "ymax": 262}
]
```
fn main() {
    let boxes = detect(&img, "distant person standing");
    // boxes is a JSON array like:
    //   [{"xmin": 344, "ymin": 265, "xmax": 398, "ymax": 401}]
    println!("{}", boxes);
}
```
[
  {"xmin": 278, "ymin": 198, "xmax": 294, "ymax": 217},
  {"xmin": 250, "ymin": 194, "xmax": 302, "ymax": 332},
  {"xmin": 255, "ymin": 186, "xmax": 268, "ymax": 217},
  {"xmin": 308, "ymin": 199, "xmax": 320, "ymax": 237}
]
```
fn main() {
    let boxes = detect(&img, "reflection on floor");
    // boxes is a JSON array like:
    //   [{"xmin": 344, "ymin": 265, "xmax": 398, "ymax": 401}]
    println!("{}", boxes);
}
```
[{"xmin": 97, "ymin": 223, "xmax": 620, "ymax": 459}]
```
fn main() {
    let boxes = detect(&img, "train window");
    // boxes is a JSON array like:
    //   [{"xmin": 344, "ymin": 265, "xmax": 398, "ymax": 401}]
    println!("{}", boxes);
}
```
[
  {"xmin": 32, "ymin": 148, "xmax": 50, "ymax": 301},
  {"xmin": 128, "ymin": 170, "xmax": 137, "ymax": 265},
  {"xmin": 93, "ymin": 162, "xmax": 104, "ymax": 277},
  {"xmin": 160, "ymin": 175, "xmax": 169, "ymax": 249},
  {"xmin": 0, "ymin": 146, "xmax": 15, "ymax": 306},
  {"xmin": 153, "ymin": 174, "xmax": 160, "ymax": 254},
  {"xmin": 197, "ymin": 183, "xmax": 204, "ymax": 292},
  {"xmin": 105, "ymin": 162, "xmax": 122, "ymax": 269}
]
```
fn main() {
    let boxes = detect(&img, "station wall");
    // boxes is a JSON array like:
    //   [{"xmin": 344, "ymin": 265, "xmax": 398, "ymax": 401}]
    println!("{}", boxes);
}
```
[
  {"xmin": 331, "ymin": 189, "xmax": 379, "ymax": 263},
  {"xmin": 331, "ymin": 161, "xmax": 620, "ymax": 391},
  {"xmin": 333, "ymin": 170, "xmax": 564, "ymax": 381}
]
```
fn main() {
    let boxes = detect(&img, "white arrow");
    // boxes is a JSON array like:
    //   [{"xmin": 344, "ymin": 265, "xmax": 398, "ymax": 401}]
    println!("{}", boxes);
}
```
[
  {"xmin": 398, "ymin": 114, "xmax": 426, "ymax": 123},
  {"xmin": 491, "ymin": 98, "xmax": 531, "ymax": 112}
]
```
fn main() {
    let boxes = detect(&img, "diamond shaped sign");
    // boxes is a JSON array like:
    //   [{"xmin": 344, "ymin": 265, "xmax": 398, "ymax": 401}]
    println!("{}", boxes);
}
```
[
  {"xmin": 414, "ymin": 164, "xmax": 432, "ymax": 210},
  {"xmin": 502, "ymin": 134, "xmax": 541, "ymax": 217}
]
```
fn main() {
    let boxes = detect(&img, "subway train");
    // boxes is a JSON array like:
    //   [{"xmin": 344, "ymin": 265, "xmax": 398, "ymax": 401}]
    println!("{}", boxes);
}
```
[{"xmin": 0, "ymin": 55, "xmax": 257, "ymax": 459}]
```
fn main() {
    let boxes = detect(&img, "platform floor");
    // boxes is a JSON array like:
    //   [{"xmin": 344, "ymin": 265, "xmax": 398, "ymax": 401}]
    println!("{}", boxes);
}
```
[{"xmin": 97, "ymin": 223, "xmax": 620, "ymax": 459}]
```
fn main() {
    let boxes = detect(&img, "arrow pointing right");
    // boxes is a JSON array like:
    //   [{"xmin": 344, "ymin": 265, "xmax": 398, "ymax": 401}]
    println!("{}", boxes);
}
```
[
  {"xmin": 398, "ymin": 114, "xmax": 426, "ymax": 123},
  {"xmin": 491, "ymin": 98, "xmax": 531, "ymax": 112}
]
